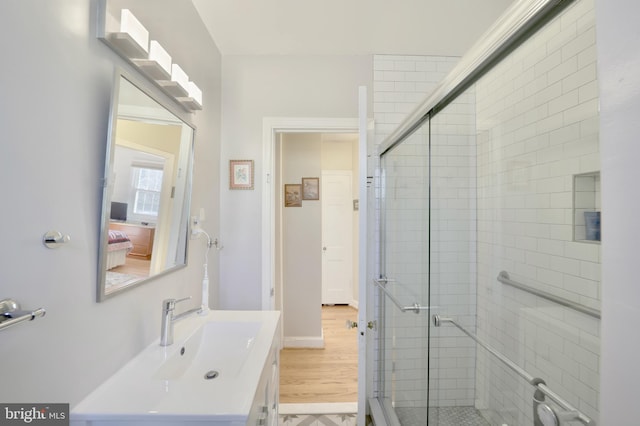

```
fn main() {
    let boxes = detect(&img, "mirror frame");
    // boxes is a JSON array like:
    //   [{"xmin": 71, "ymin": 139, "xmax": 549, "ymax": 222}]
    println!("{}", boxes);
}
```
[{"xmin": 97, "ymin": 69, "xmax": 196, "ymax": 302}]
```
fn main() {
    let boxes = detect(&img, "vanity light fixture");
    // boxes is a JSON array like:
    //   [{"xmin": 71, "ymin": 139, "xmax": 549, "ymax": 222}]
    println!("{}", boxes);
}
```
[
  {"xmin": 108, "ymin": 9, "xmax": 149, "ymax": 59},
  {"xmin": 178, "ymin": 81, "xmax": 203, "ymax": 110},
  {"xmin": 133, "ymin": 40, "xmax": 172, "ymax": 81},
  {"xmin": 97, "ymin": 1, "xmax": 203, "ymax": 112},
  {"xmin": 149, "ymin": 41, "xmax": 171, "ymax": 74},
  {"xmin": 188, "ymin": 82, "xmax": 203, "ymax": 108},
  {"xmin": 158, "ymin": 63, "xmax": 190, "ymax": 98},
  {"xmin": 172, "ymin": 64, "xmax": 190, "ymax": 94}
]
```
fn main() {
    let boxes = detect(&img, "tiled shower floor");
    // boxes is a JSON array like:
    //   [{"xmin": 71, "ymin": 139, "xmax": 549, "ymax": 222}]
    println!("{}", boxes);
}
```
[{"xmin": 395, "ymin": 406, "xmax": 490, "ymax": 426}]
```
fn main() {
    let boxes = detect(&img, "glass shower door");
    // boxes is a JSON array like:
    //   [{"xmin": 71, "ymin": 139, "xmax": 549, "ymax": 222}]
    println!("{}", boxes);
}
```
[
  {"xmin": 377, "ymin": 120, "xmax": 431, "ymax": 424},
  {"xmin": 376, "ymin": 92, "xmax": 483, "ymax": 425},
  {"xmin": 427, "ymin": 90, "xmax": 483, "ymax": 425},
  {"xmin": 374, "ymin": 1, "xmax": 601, "ymax": 425}
]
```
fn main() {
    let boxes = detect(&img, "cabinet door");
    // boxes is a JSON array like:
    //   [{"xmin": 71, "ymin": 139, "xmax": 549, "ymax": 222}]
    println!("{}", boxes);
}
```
[
  {"xmin": 250, "ymin": 345, "xmax": 279, "ymax": 426},
  {"xmin": 268, "ymin": 348, "xmax": 279, "ymax": 425}
]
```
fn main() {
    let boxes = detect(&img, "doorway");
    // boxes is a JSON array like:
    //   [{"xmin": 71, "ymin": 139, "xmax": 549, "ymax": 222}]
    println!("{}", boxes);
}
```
[{"xmin": 275, "ymin": 131, "xmax": 359, "ymax": 404}]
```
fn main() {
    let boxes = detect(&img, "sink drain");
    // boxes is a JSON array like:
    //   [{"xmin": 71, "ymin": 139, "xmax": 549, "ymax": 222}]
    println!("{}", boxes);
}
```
[{"xmin": 204, "ymin": 370, "xmax": 219, "ymax": 380}]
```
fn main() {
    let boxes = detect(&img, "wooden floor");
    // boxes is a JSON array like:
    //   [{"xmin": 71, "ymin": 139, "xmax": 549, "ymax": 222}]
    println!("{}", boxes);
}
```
[{"xmin": 279, "ymin": 305, "xmax": 359, "ymax": 403}]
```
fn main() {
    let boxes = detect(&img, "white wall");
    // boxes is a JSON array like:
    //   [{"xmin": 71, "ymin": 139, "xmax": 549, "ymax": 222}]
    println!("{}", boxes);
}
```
[
  {"xmin": 281, "ymin": 133, "xmax": 323, "ymax": 341},
  {"xmin": 219, "ymin": 55, "xmax": 372, "ymax": 309},
  {"xmin": 0, "ymin": 0, "xmax": 221, "ymax": 405},
  {"xmin": 595, "ymin": 0, "xmax": 640, "ymax": 424}
]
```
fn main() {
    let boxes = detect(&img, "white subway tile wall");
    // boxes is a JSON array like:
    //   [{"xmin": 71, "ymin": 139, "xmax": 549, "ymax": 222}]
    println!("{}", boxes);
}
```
[
  {"xmin": 373, "ymin": 55, "xmax": 460, "ymax": 150},
  {"xmin": 429, "ymin": 90, "xmax": 478, "ymax": 408},
  {"xmin": 475, "ymin": 0, "xmax": 600, "ymax": 424}
]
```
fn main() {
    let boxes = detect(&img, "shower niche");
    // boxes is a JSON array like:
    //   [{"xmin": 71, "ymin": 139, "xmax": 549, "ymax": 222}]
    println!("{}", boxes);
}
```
[{"xmin": 574, "ymin": 171, "xmax": 601, "ymax": 243}]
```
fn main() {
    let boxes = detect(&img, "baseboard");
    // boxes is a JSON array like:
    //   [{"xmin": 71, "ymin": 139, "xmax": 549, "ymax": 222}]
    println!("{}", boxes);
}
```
[{"xmin": 283, "ymin": 333, "xmax": 325, "ymax": 348}]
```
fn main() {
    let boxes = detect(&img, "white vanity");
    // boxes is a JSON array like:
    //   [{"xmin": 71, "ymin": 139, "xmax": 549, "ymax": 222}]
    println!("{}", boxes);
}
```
[{"xmin": 71, "ymin": 310, "xmax": 281, "ymax": 426}]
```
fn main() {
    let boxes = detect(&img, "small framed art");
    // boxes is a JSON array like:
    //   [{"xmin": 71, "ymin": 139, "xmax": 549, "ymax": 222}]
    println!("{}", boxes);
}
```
[
  {"xmin": 302, "ymin": 177, "xmax": 319, "ymax": 200},
  {"xmin": 284, "ymin": 184, "xmax": 302, "ymax": 207},
  {"xmin": 229, "ymin": 160, "xmax": 254, "ymax": 190}
]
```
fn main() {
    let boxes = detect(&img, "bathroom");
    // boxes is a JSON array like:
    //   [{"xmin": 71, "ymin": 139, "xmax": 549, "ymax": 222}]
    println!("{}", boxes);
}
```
[{"xmin": 0, "ymin": 0, "xmax": 638, "ymax": 425}]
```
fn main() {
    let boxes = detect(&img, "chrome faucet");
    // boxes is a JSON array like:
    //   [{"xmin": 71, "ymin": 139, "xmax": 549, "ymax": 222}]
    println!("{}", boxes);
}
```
[{"xmin": 160, "ymin": 297, "xmax": 202, "ymax": 346}]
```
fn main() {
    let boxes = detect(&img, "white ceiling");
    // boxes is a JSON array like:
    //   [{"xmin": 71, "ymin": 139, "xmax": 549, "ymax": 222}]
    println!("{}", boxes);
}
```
[{"xmin": 192, "ymin": 0, "xmax": 515, "ymax": 56}]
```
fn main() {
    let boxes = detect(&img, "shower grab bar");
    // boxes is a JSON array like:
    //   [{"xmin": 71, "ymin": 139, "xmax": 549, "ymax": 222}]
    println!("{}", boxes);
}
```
[
  {"xmin": 432, "ymin": 314, "xmax": 595, "ymax": 426},
  {"xmin": 497, "ymin": 271, "xmax": 601, "ymax": 319},
  {"xmin": 373, "ymin": 278, "xmax": 430, "ymax": 314}
]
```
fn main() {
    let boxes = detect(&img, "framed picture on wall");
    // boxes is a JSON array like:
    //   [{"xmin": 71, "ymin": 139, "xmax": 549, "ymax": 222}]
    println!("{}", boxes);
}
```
[
  {"xmin": 302, "ymin": 177, "xmax": 319, "ymax": 200},
  {"xmin": 229, "ymin": 160, "xmax": 254, "ymax": 190},
  {"xmin": 284, "ymin": 184, "xmax": 302, "ymax": 207}
]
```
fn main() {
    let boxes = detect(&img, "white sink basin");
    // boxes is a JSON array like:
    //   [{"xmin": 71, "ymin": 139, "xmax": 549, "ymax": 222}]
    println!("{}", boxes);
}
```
[
  {"xmin": 153, "ymin": 320, "xmax": 261, "ymax": 381},
  {"xmin": 71, "ymin": 310, "xmax": 280, "ymax": 424}
]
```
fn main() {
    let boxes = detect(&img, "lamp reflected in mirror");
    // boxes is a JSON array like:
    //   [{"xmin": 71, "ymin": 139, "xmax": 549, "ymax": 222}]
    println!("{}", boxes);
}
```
[{"xmin": 97, "ymin": 72, "xmax": 195, "ymax": 301}]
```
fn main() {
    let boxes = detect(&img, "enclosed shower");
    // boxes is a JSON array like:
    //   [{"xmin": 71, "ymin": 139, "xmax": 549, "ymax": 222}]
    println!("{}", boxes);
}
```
[{"xmin": 371, "ymin": 0, "xmax": 601, "ymax": 425}]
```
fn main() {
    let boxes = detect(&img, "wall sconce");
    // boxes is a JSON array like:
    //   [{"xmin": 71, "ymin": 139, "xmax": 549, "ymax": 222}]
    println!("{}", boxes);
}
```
[
  {"xmin": 134, "ymin": 40, "xmax": 172, "ymax": 80},
  {"xmin": 97, "ymin": 0, "xmax": 203, "ymax": 111},
  {"xmin": 119, "ymin": 9, "xmax": 148, "ymax": 56},
  {"xmin": 185, "ymin": 82, "xmax": 203, "ymax": 109},
  {"xmin": 105, "ymin": 9, "xmax": 149, "ymax": 60},
  {"xmin": 162, "ymin": 63, "xmax": 189, "ymax": 97},
  {"xmin": 172, "ymin": 65, "xmax": 203, "ymax": 110}
]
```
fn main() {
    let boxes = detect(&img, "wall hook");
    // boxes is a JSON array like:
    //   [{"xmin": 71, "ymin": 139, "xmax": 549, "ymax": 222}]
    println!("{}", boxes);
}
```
[{"xmin": 43, "ymin": 231, "xmax": 71, "ymax": 249}]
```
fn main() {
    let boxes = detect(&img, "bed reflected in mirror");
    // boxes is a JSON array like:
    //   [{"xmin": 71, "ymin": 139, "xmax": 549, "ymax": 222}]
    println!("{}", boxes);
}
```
[{"xmin": 97, "ymin": 72, "xmax": 195, "ymax": 301}]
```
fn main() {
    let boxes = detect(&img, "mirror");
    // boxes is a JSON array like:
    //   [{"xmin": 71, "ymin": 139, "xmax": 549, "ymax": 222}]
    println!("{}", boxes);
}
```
[{"xmin": 97, "ymin": 72, "xmax": 195, "ymax": 301}]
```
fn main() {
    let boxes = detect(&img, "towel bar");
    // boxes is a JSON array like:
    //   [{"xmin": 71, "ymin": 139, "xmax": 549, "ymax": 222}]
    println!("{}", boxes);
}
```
[{"xmin": 0, "ymin": 298, "xmax": 46, "ymax": 332}]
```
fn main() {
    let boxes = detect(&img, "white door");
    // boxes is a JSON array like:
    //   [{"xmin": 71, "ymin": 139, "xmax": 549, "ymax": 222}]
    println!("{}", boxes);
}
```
[{"xmin": 321, "ymin": 171, "xmax": 353, "ymax": 305}]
